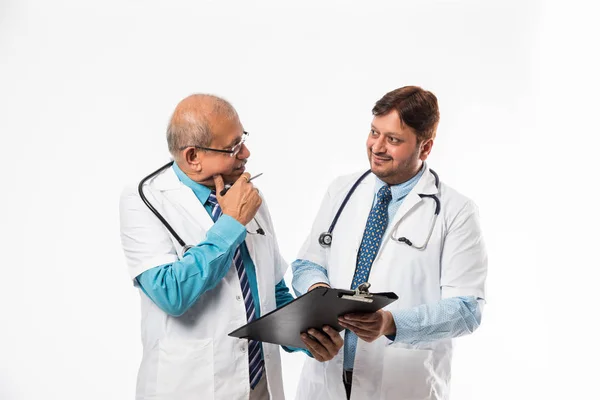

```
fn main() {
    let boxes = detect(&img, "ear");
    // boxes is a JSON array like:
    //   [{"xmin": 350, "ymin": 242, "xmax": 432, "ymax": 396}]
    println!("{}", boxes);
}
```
[
  {"xmin": 182, "ymin": 148, "xmax": 202, "ymax": 173},
  {"xmin": 419, "ymin": 139, "xmax": 434, "ymax": 161}
]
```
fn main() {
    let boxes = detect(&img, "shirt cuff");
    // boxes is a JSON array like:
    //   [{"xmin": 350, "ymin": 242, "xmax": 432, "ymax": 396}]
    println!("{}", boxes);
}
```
[
  {"xmin": 206, "ymin": 214, "xmax": 247, "ymax": 249},
  {"xmin": 291, "ymin": 259, "xmax": 330, "ymax": 296},
  {"xmin": 389, "ymin": 296, "xmax": 481, "ymax": 345},
  {"xmin": 281, "ymin": 345, "xmax": 313, "ymax": 357}
]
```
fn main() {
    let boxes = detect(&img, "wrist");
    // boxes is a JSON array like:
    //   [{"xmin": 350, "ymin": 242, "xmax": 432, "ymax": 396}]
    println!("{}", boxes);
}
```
[
  {"xmin": 223, "ymin": 211, "xmax": 246, "ymax": 225},
  {"xmin": 308, "ymin": 283, "xmax": 330, "ymax": 291},
  {"xmin": 383, "ymin": 311, "xmax": 396, "ymax": 336}
]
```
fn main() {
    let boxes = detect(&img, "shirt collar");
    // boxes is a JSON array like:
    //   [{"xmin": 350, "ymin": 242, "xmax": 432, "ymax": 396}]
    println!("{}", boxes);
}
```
[
  {"xmin": 374, "ymin": 163, "xmax": 426, "ymax": 202},
  {"xmin": 172, "ymin": 161, "xmax": 212, "ymax": 205}
]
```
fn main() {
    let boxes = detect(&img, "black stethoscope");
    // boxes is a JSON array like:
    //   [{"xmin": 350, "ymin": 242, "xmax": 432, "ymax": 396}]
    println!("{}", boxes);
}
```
[
  {"xmin": 138, "ymin": 161, "xmax": 265, "ymax": 254},
  {"xmin": 318, "ymin": 168, "xmax": 441, "ymax": 250}
]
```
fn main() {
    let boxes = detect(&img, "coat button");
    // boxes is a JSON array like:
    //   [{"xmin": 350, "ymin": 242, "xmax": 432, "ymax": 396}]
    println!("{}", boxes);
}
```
[
  {"xmin": 240, "ymin": 345, "xmax": 247, "ymax": 353},
  {"xmin": 236, "ymin": 295, "xmax": 242, "ymax": 301}
]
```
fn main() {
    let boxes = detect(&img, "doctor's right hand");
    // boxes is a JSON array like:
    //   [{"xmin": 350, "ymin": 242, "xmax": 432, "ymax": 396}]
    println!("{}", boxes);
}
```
[
  {"xmin": 301, "ymin": 326, "xmax": 344, "ymax": 362},
  {"xmin": 214, "ymin": 174, "xmax": 262, "ymax": 226}
]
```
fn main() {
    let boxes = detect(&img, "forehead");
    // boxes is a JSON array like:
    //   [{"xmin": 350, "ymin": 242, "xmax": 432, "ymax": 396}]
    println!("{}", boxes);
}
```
[
  {"xmin": 210, "ymin": 115, "xmax": 243, "ymax": 145},
  {"xmin": 371, "ymin": 111, "xmax": 415, "ymax": 137}
]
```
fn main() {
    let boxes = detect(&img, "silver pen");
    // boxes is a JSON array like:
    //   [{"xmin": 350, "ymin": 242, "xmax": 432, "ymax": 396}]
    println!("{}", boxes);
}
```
[{"xmin": 219, "ymin": 173, "xmax": 263, "ymax": 196}]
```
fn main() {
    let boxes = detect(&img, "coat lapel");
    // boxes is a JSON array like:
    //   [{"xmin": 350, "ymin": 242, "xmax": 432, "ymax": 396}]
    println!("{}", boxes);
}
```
[
  {"xmin": 385, "ymin": 164, "xmax": 438, "ymax": 236},
  {"xmin": 152, "ymin": 167, "xmax": 215, "ymax": 242}
]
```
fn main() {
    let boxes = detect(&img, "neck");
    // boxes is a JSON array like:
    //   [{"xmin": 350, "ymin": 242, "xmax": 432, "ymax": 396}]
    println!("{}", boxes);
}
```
[
  {"xmin": 175, "ymin": 161, "xmax": 215, "ymax": 188},
  {"xmin": 381, "ymin": 161, "xmax": 423, "ymax": 186}
]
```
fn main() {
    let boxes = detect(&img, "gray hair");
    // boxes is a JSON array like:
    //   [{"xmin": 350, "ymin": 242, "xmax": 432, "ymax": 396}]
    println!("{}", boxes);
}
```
[{"xmin": 166, "ymin": 94, "xmax": 239, "ymax": 159}]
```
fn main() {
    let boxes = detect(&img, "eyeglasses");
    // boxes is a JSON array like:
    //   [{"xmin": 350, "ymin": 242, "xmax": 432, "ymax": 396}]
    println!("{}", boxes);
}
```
[{"xmin": 180, "ymin": 131, "xmax": 248, "ymax": 157}]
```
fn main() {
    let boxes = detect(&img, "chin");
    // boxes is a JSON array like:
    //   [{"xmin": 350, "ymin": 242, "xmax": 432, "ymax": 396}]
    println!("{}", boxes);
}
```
[
  {"xmin": 370, "ymin": 165, "xmax": 393, "ymax": 179},
  {"xmin": 369, "ymin": 161, "xmax": 385, "ymax": 173},
  {"xmin": 223, "ymin": 176, "xmax": 237, "ymax": 185},
  {"xmin": 223, "ymin": 172, "xmax": 242, "ymax": 184}
]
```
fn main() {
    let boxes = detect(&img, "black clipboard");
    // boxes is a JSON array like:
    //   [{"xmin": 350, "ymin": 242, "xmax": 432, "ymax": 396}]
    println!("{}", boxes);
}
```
[{"xmin": 228, "ymin": 284, "xmax": 398, "ymax": 349}]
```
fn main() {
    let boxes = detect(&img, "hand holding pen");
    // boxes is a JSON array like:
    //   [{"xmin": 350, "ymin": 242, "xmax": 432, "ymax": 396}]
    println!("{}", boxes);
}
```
[
  {"xmin": 219, "ymin": 173, "xmax": 263, "ymax": 196},
  {"xmin": 213, "ymin": 173, "xmax": 263, "ymax": 226}
]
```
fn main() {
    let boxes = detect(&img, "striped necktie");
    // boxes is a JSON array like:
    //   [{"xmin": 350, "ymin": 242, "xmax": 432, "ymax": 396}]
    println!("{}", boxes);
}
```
[
  {"xmin": 207, "ymin": 192, "xmax": 264, "ymax": 389},
  {"xmin": 344, "ymin": 185, "xmax": 392, "ymax": 371}
]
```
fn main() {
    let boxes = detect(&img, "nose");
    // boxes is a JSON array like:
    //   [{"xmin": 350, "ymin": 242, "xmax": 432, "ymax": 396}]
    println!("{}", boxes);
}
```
[
  {"xmin": 237, "ymin": 143, "xmax": 250, "ymax": 159},
  {"xmin": 371, "ymin": 135, "xmax": 387, "ymax": 154}
]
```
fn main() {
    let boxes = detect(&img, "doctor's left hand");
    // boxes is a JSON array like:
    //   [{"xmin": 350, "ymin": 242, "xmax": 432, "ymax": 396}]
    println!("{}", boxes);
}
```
[
  {"xmin": 300, "ymin": 326, "xmax": 344, "ymax": 362},
  {"xmin": 338, "ymin": 310, "xmax": 396, "ymax": 343}
]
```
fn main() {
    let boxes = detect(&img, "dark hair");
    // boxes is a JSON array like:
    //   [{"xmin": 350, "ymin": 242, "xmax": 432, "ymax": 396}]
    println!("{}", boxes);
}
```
[{"xmin": 372, "ymin": 86, "xmax": 440, "ymax": 141}]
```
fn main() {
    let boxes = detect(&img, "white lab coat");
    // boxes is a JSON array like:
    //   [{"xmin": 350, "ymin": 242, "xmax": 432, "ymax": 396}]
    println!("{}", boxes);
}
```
[
  {"xmin": 119, "ymin": 166, "xmax": 287, "ymax": 400},
  {"xmin": 295, "ymin": 164, "xmax": 487, "ymax": 400}
]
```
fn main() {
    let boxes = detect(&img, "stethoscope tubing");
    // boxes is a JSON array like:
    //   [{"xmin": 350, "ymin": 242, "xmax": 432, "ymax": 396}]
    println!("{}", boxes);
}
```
[
  {"xmin": 319, "ymin": 168, "xmax": 440, "ymax": 248},
  {"xmin": 138, "ymin": 161, "xmax": 187, "ymax": 247},
  {"xmin": 138, "ymin": 161, "xmax": 264, "ymax": 254}
]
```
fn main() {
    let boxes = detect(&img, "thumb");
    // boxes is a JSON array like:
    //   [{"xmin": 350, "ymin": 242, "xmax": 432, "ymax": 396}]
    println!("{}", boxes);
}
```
[{"xmin": 213, "ymin": 175, "xmax": 225, "ymax": 196}]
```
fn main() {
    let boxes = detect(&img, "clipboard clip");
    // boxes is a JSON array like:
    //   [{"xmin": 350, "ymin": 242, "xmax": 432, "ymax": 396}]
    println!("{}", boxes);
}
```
[{"xmin": 340, "ymin": 282, "xmax": 374, "ymax": 303}]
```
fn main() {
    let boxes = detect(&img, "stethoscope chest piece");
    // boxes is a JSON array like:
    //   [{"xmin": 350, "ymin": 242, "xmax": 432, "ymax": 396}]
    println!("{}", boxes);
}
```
[{"xmin": 319, "ymin": 232, "xmax": 333, "ymax": 247}]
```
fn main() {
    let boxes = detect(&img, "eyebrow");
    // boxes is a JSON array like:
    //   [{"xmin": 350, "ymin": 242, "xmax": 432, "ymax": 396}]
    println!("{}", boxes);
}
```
[
  {"xmin": 371, "ymin": 124, "xmax": 403, "ymax": 137},
  {"xmin": 225, "ymin": 135, "xmax": 243, "ymax": 148}
]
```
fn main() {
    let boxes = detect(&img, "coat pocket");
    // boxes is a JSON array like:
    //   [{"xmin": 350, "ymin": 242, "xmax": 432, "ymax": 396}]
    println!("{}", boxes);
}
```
[
  {"xmin": 381, "ymin": 347, "xmax": 436, "ymax": 400},
  {"xmin": 156, "ymin": 338, "xmax": 214, "ymax": 400}
]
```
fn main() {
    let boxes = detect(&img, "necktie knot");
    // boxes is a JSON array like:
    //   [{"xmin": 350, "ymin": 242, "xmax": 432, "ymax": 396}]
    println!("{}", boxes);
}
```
[{"xmin": 377, "ymin": 185, "xmax": 392, "ymax": 205}]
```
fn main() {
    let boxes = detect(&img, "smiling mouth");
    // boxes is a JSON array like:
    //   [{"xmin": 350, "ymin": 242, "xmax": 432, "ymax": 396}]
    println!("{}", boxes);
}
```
[{"xmin": 371, "ymin": 153, "xmax": 391, "ymax": 162}]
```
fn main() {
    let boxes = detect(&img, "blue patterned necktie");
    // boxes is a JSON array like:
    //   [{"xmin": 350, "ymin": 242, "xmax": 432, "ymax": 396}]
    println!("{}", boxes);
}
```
[
  {"xmin": 344, "ymin": 185, "xmax": 392, "ymax": 370},
  {"xmin": 207, "ymin": 192, "xmax": 264, "ymax": 389}
]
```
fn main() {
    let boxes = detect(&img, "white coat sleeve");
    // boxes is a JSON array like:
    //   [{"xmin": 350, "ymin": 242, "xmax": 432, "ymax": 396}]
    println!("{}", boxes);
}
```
[
  {"xmin": 440, "ymin": 200, "xmax": 487, "ymax": 300},
  {"xmin": 119, "ymin": 185, "xmax": 179, "ymax": 280}
]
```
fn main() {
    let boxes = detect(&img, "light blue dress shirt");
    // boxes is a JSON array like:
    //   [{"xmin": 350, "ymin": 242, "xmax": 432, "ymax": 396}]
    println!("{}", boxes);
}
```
[{"xmin": 291, "ymin": 165, "xmax": 482, "ymax": 370}]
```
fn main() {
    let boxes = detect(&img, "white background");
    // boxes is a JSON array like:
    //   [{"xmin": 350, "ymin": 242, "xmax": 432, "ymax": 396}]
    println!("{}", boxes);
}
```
[{"xmin": 1, "ymin": 0, "xmax": 599, "ymax": 399}]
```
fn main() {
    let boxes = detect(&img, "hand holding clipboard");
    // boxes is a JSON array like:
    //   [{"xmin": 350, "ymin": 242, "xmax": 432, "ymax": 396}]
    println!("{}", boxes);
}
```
[{"xmin": 229, "ymin": 283, "xmax": 398, "ymax": 350}]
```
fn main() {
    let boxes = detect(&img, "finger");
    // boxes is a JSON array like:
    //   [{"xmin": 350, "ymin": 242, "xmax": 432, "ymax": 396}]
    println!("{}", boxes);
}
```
[
  {"xmin": 342, "ymin": 313, "xmax": 377, "ymax": 322},
  {"xmin": 252, "ymin": 188, "xmax": 262, "ymax": 202},
  {"xmin": 239, "ymin": 172, "xmax": 251, "ymax": 183},
  {"xmin": 255, "ymin": 193, "xmax": 263, "ymax": 208},
  {"xmin": 308, "ymin": 329, "xmax": 338, "ymax": 357},
  {"xmin": 339, "ymin": 320, "xmax": 376, "ymax": 334},
  {"xmin": 213, "ymin": 175, "xmax": 225, "ymax": 196},
  {"xmin": 338, "ymin": 319, "xmax": 376, "ymax": 331},
  {"xmin": 303, "ymin": 341, "xmax": 324, "ymax": 362},
  {"xmin": 322, "ymin": 326, "xmax": 344, "ymax": 349},
  {"xmin": 305, "ymin": 332, "xmax": 332, "ymax": 360},
  {"xmin": 301, "ymin": 334, "xmax": 328, "ymax": 361},
  {"xmin": 339, "ymin": 321, "xmax": 377, "ymax": 340}
]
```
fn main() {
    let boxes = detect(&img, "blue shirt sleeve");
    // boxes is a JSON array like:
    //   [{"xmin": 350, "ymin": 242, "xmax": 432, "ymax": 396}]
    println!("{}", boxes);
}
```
[
  {"xmin": 275, "ymin": 278, "xmax": 295, "ymax": 308},
  {"xmin": 291, "ymin": 259, "xmax": 330, "ymax": 296},
  {"xmin": 389, "ymin": 296, "xmax": 482, "ymax": 345},
  {"xmin": 136, "ymin": 215, "xmax": 246, "ymax": 317}
]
